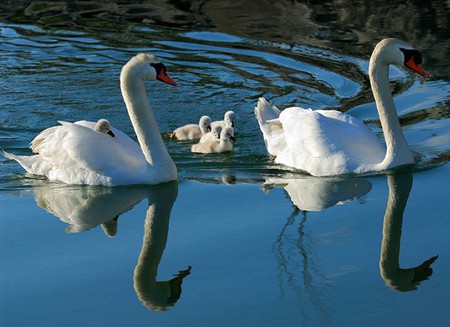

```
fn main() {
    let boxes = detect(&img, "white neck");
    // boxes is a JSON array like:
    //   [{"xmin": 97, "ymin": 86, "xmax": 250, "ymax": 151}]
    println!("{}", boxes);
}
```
[
  {"xmin": 120, "ymin": 71, "xmax": 176, "ymax": 179},
  {"xmin": 369, "ymin": 54, "xmax": 414, "ymax": 170}
]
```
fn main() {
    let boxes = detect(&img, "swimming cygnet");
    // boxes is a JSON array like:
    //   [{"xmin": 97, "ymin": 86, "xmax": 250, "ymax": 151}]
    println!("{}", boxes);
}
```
[
  {"xmin": 199, "ymin": 124, "xmax": 222, "ymax": 143},
  {"xmin": 191, "ymin": 126, "xmax": 236, "ymax": 154},
  {"xmin": 211, "ymin": 111, "xmax": 235, "ymax": 130},
  {"xmin": 165, "ymin": 115, "xmax": 211, "ymax": 140},
  {"xmin": 95, "ymin": 119, "xmax": 115, "ymax": 137}
]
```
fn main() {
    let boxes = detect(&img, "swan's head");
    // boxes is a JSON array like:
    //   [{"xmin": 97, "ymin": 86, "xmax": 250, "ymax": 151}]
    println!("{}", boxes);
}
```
[
  {"xmin": 122, "ymin": 53, "xmax": 178, "ymax": 86},
  {"xmin": 199, "ymin": 115, "xmax": 212, "ymax": 133},
  {"xmin": 220, "ymin": 126, "xmax": 236, "ymax": 144},
  {"xmin": 95, "ymin": 118, "xmax": 115, "ymax": 137},
  {"xmin": 224, "ymin": 111, "xmax": 235, "ymax": 128},
  {"xmin": 373, "ymin": 38, "xmax": 429, "ymax": 79},
  {"xmin": 212, "ymin": 124, "xmax": 222, "ymax": 139}
]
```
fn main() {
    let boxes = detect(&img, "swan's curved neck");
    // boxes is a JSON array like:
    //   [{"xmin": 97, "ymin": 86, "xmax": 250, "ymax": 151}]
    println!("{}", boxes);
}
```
[
  {"xmin": 369, "ymin": 56, "xmax": 414, "ymax": 168},
  {"xmin": 120, "ymin": 74, "xmax": 175, "ymax": 170}
]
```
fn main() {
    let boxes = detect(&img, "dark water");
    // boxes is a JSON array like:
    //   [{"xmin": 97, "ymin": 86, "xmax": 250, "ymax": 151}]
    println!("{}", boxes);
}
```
[{"xmin": 1, "ymin": 1, "xmax": 449, "ymax": 326}]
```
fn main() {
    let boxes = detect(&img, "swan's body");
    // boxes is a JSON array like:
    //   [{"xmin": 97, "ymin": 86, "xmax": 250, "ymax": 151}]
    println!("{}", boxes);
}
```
[
  {"xmin": 255, "ymin": 38, "xmax": 429, "ymax": 176},
  {"xmin": 93, "ymin": 119, "xmax": 115, "ymax": 137},
  {"xmin": 199, "ymin": 124, "xmax": 222, "ymax": 143},
  {"xmin": 191, "ymin": 126, "xmax": 236, "ymax": 154},
  {"xmin": 4, "ymin": 53, "xmax": 178, "ymax": 186},
  {"xmin": 211, "ymin": 110, "xmax": 235, "ymax": 130},
  {"xmin": 166, "ymin": 115, "xmax": 211, "ymax": 140}
]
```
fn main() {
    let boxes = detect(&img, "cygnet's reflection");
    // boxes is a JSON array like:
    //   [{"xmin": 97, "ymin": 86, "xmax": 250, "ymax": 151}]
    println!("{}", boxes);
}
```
[
  {"xmin": 33, "ymin": 182, "xmax": 191, "ymax": 310},
  {"xmin": 261, "ymin": 175, "xmax": 372, "ymax": 211},
  {"xmin": 379, "ymin": 173, "xmax": 438, "ymax": 291}
]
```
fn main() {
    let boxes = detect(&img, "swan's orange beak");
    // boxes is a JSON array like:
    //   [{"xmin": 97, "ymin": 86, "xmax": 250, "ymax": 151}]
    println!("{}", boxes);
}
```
[
  {"xmin": 157, "ymin": 70, "xmax": 179, "ymax": 87},
  {"xmin": 405, "ymin": 57, "xmax": 430, "ymax": 79}
]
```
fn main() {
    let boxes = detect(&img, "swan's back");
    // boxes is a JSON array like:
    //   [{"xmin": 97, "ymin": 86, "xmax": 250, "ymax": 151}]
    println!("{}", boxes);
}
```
[
  {"xmin": 9, "ymin": 121, "xmax": 147, "ymax": 185},
  {"xmin": 255, "ymin": 97, "xmax": 386, "ymax": 176},
  {"xmin": 277, "ymin": 107, "xmax": 385, "ymax": 175}
]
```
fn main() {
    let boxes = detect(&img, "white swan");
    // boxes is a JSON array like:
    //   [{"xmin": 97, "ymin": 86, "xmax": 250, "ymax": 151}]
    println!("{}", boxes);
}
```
[
  {"xmin": 191, "ymin": 126, "xmax": 236, "ymax": 154},
  {"xmin": 254, "ymin": 38, "xmax": 429, "ymax": 176},
  {"xmin": 94, "ymin": 118, "xmax": 115, "ymax": 137},
  {"xmin": 211, "ymin": 110, "xmax": 235, "ymax": 129},
  {"xmin": 3, "ymin": 53, "xmax": 178, "ymax": 186},
  {"xmin": 165, "ymin": 115, "xmax": 211, "ymax": 140},
  {"xmin": 199, "ymin": 124, "xmax": 222, "ymax": 143}
]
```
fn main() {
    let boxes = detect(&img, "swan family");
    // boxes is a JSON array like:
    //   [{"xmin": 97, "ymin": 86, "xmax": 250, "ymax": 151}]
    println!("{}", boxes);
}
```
[{"xmin": 3, "ymin": 38, "xmax": 429, "ymax": 185}]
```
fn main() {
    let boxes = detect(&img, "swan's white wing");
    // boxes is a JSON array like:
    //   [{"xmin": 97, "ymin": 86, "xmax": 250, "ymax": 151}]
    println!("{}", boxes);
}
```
[
  {"xmin": 277, "ymin": 108, "xmax": 386, "ymax": 175},
  {"xmin": 57, "ymin": 121, "xmax": 146, "ymax": 174},
  {"xmin": 7, "ymin": 121, "xmax": 147, "ymax": 184}
]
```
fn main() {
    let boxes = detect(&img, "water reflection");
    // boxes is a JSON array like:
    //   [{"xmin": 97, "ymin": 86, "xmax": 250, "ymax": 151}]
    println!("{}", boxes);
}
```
[
  {"xmin": 33, "ymin": 181, "xmax": 191, "ymax": 310},
  {"xmin": 379, "ymin": 173, "xmax": 438, "ymax": 291},
  {"xmin": 263, "ymin": 173, "xmax": 438, "ymax": 322},
  {"xmin": 262, "ymin": 176, "xmax": 371, "ymax": 325},
  {"xmin": 261, "ymin": 175, "xmax": 372, "ymax": 211},
  {"xmin": 34, "ymin": 185, "xmax": 148, "ymax": 236}
]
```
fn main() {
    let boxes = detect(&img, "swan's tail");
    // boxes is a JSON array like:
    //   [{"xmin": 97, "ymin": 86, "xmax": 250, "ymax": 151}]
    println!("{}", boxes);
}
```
[
  {"xmin": 2, "ymin": 151, "xmax": 41, "ymax": 175},
  {"xmin": 254, "ymin": 97, "xmax": 285, "ymax": 156},
  {"xmin": 254, "ymin": 97, "xmax": 281, "ymax": 126}
]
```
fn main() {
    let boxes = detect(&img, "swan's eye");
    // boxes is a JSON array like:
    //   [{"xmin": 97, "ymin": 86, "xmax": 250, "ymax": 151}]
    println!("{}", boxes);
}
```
[
  {"xmin": 400, "ymin": 48, "xmax": 423, "ymax": 65},
  {"xmin": 150, "ymin": 62, "xmax": 166, "ymax": 75}
]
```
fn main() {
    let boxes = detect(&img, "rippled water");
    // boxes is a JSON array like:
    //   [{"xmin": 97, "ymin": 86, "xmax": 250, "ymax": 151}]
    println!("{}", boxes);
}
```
[{"xmin": 1, "ymin": 2, "xmax": 450, "ymax": 326}]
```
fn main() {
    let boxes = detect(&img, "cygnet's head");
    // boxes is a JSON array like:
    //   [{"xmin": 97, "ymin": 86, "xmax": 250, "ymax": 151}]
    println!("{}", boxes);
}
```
[
  {"xmin": 224, "ymin": 111, "xmax": 235, "ymax": 128},
  {"xmin": 220, "ymin": 126, "xmax": 236, "ymax": 144},
  {"xmin": 211, "ymin": 124, "xmax": 222, "ymax": 139},
  {"xmin": 199, "ymin": 115, "xmax": 212, "ymax": 133},
  {"xmin": 95, "ymin": 119, "xmax": 115, "ymax": 137}
]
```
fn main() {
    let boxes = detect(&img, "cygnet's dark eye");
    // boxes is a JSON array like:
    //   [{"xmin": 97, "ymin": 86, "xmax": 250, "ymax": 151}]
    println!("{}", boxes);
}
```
[{"xmin": 400, "ymin": 48, "xmax": 423, "ymax": 65}]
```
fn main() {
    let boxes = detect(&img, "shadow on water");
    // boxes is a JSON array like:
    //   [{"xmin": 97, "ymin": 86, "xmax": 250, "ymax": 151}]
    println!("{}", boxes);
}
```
[
  {"xmin": 1, "ymin": 1, "xmax": 449, "ymax": 81},
  {"xmin": 31, "ymin": 181, "xmax": 191, "ymax": 311}
]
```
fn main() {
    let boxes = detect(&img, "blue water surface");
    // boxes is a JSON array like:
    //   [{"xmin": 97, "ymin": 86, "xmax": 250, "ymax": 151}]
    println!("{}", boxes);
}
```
[{"xmin": 0, "ymin": 2, "xmax": 449, "ymax": 325}]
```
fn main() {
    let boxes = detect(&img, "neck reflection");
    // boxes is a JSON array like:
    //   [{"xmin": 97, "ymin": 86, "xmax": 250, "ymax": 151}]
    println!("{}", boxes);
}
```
[
  {"xmin": 379, "ymin": 173, "xmax": 438, "ymax": 292},
  {"xmin": 33, "ymin": 181, "xmax": 191, "ymax": 311}
]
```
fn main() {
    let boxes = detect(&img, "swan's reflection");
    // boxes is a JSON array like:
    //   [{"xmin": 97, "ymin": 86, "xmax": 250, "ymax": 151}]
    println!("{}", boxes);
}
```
[
  {"xmin": 261, "ymin": 175, "xmax": 372, "ymax": 211},
  {"xmin": 34, "ymin": 185, "xmax": 148, "ymax": 236},
  {"xmin": 264, "ymin": 173, "xmax": 438, "ymax": 324},
  {"xmin": 379, "ymin": 173, "xmax": 438, "ymax": 291},
  {"xmin": 263, "ymin": 175, "xmax": 372, "ymax": 325},
  {"xmin": 33, "ymin": 182, "xmax": 191, "ymax": 310}
]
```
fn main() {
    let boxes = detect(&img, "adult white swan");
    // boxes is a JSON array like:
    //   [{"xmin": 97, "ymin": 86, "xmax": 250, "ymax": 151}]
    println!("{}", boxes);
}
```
[
  {"xmin": 255, "ymin": 38, "xmax": 429, "ymax": 176},
  {"xmin": 4, "ymin": 53, "xmax": 178, "ymax": 186}
]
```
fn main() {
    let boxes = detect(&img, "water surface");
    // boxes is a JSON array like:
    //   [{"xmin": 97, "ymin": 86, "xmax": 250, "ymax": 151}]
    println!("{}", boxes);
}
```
[{"xmin": 1, "ymin": 1, "xmax": 449, "ymax": 326}]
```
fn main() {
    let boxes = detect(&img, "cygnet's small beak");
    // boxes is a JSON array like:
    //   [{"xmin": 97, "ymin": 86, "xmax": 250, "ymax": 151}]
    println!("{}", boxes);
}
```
[
  {"xmin": 108, "ymin": 130, "xmax": 115, "ymax": 137},
  {"xmin": 230, "ymin": 136, "xmax": 237, "ymax": 145}
]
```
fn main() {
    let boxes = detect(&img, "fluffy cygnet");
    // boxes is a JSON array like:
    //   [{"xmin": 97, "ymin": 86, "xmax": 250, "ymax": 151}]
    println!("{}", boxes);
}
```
[
  {"xmin": 199, "ymin": 124, "xmax": 222, "ymax": 143},
  {"xmin": 211, "ymin": 111, "xmax": 235, "ymax": 130},
  {"xmin": 166, "ymin": 115, "xmax": 211, "ymax": 140},
  {"xmin": 95, "ymin": 119, "xmax": 115, "ymax": 137},
  {"xmin": 191, "ymin": 126, "xmax": 236, "ymax": 154}
]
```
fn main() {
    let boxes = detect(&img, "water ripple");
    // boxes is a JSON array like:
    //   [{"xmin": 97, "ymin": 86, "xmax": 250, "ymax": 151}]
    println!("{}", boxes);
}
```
[{"xmin": 0, "ymin": 22, "xmax": 448, "ymax": 187}]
